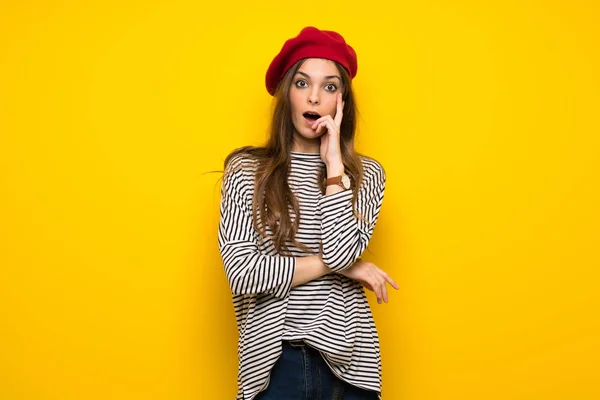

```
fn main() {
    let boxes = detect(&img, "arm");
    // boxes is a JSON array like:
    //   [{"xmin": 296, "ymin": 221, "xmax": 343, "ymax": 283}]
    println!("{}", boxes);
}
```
[
  {"xmin": 292, "ymin": 255, "xmax": 331, "ymax": 287},
  {"xmin": 218, "ymin": 159, "xmax": 330, "ymax": 298},
  {"xmin": 319, "ymin": 159, "xmax": 386, "ymax": 272}
]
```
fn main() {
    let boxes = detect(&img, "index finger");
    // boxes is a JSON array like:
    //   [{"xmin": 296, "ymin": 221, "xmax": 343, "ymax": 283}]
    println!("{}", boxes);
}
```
[
  {"xmin": 385, "ymin": 275, "xmax": 400, "ymax": 290},
  {"xmin": 334, "ymin": 92, "xmax": 344, "ymax": 126},
  {"xmin": 378, "ymin": 268, "xmax": 400, "ymax": 290}
]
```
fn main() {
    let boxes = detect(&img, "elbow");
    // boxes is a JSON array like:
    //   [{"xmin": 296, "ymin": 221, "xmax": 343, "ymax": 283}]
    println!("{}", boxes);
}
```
[
  {"xmin": 225, "ymin": 263, "xmax": 254, "ymax": 296},
  {"xmin": 321, "ymin": 252, "xmax": 355, "ymax": 273},
  {"xmin": 322, "ymin": 242, "xmax": 365, "ymax": 272},
  {"xmin": 321, "ymin": 234, "xmax": 367, "ymax": 272},
  {"xmin": 224, "ymin": 268, "xmax": 240, "ymax": 294},
  {"xmin": 226, "ymin": 271, "xmax": 252, "ymax": 296}
]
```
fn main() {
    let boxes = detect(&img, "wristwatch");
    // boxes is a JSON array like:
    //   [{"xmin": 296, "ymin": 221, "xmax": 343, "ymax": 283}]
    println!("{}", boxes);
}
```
[{"xmin": 324, "ymin": 173, "xmax": 351, "ymax": 190}]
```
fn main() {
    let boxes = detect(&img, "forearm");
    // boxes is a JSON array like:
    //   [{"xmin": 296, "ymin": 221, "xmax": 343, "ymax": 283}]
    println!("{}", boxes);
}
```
[
  {"xmin": 318, "ymin": 189, "xmax": 363, "ymax": 271},
  {"xmin": 291, "ymin": 255, "xmax": 331, "ymax": 287},
  {"xmin": 320, "ymin": 158, "xmax": 387, "ymax": 273}
]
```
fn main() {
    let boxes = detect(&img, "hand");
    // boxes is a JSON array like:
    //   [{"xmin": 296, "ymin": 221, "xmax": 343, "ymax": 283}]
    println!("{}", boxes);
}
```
[
  {"xmin": 314, "ymin": 92, "xmax": 345, "ymax": 168},
  {"xmin": 339, "ymin": 259, "xmax": 400, "ymax": 304}
]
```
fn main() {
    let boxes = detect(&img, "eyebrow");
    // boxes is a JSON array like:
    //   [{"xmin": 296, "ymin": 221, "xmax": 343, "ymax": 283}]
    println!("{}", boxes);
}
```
[{"xmin": 295, "ymin": 71, "xmax": 341, "ymax": 81}]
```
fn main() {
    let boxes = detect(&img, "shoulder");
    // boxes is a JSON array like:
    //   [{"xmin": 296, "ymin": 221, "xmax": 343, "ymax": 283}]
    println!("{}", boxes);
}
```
[
  {"xmin": 358, "ymin": 155, "xmax": 386, "ymax": 189},
  {"xmin": 224, "ymin": 147, "xmax": 263, "ymax": 181},
  {"xmin": 222, "ymin": 149, "xmax": 261, "ymax": 198},
  {"xmin": 224, "ymin": 154, "xmax": 257, "ymax": 177}
]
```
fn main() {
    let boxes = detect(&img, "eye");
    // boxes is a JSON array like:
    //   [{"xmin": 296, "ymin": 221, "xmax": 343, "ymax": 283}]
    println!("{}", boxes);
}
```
[
  {"xmin": 295, "ymin": 80, "xmax": 308, "ymax": 88},
  {"xmin": 325, "ymin": 83, "xmax": 337, "ymax": 92}
]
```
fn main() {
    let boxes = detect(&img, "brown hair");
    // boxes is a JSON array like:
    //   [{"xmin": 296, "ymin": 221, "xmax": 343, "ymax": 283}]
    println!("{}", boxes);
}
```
[{"xmin": 223, "ymin": 58, "xmax": 364, "ymax": 255}]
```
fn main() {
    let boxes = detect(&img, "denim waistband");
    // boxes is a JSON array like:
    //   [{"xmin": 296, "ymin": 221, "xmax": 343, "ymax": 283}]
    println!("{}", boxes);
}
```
[{"xmin": 282, "ymin": 339, "xmax": 307, "ymax": 347}]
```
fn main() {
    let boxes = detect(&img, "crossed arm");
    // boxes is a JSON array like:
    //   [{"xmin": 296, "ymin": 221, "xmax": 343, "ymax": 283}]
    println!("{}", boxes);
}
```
[{"xmin": 218, "ymin": 161, "xmax": 398, "ymax": 303}]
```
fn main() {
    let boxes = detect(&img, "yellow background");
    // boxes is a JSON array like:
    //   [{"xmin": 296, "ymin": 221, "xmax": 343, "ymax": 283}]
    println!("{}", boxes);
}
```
[{"xmin": 1, "ymin": 1, "xmax": 599, "ymax": 399}]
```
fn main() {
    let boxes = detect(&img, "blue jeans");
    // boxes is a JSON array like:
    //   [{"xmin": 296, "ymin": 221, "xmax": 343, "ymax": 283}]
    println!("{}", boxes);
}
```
[{"xmin": 254, "ymin": 340, "xmax": 379, "ymax": 400}]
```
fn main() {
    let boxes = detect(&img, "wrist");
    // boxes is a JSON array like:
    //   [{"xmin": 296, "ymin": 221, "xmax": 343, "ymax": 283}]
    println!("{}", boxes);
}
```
[{"xmin": 326, "ymin": 161, "xmax": 344, "ymax": 177}]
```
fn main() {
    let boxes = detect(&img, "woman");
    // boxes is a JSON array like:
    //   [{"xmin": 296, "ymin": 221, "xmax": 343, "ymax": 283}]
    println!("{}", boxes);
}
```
[{"xmin": 218, "ymin": 26, "xmax": 399, "ymax": 400}]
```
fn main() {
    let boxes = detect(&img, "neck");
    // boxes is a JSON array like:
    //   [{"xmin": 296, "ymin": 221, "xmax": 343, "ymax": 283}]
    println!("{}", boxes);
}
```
[{"xmin": 291, "ymin": 132, "xmax": 320, "ymax": 153}]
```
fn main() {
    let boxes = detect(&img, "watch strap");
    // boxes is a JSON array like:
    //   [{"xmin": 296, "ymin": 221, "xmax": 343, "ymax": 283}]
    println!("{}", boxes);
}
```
[{"xmin": 324, "ymin": 176, "xmax": 343, "ymax": 186}]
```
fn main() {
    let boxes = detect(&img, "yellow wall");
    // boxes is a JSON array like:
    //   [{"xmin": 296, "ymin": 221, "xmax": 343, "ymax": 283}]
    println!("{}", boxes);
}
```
[{"xmin": 1, "ymin": 1, "xmax": 598, "ymax": 399}]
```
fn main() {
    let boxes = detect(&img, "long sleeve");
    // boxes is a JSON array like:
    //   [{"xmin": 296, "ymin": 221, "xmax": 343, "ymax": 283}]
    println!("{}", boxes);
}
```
[
  {"xmin": 218, "ymin": 157, "xmax": 296, "ymax": 299},
  {"xmin": 319, "ymin": 158, "xmax": 386, "ymax": 272}
]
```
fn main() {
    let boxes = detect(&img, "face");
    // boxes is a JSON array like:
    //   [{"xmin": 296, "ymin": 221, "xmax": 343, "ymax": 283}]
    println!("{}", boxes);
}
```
[{"xmin": 289, "ymin": 58, "xmax": 343, "ymax": 141}]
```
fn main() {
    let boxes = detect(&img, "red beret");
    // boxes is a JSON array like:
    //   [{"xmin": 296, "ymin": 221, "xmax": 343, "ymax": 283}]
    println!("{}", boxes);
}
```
[{"xmin": 265, "ymin": 26, "xmax": 358, "ymax": 96}]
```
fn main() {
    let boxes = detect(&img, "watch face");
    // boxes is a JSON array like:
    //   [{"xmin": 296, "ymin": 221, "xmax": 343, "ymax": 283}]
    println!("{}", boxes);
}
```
[{"xmin": 341, "ymin": 174, "xmax": 351, "ymax": 189}]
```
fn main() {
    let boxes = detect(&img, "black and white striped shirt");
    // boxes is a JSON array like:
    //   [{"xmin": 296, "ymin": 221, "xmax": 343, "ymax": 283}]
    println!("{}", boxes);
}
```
[{"xmin": 218, "ymin": 151, "xmax": 386, "ymax": 400}]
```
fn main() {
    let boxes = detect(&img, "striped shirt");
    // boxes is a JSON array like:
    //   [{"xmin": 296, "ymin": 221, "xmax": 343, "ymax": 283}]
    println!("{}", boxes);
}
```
[{"xmin": 218, "ymin": 150, "xmax": 386, "ymax": 400}]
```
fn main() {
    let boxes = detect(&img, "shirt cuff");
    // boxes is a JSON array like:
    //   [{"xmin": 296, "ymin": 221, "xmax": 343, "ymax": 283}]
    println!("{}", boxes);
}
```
[{"xmin": 272, "ymin": 256, "xmax": 296, "ymax": 299}]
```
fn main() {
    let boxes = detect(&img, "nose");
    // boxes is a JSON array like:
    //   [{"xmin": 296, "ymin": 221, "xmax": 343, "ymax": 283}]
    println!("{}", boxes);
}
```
[{"xmin": 308, "ymin": 87, "xmax": 320, "ymax": 105}]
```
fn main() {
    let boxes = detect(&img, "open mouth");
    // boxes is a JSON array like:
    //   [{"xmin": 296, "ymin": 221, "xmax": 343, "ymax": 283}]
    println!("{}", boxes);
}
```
[{"xmin": 303, "ymin": 112, "xmax": 321, "ymax": 121}]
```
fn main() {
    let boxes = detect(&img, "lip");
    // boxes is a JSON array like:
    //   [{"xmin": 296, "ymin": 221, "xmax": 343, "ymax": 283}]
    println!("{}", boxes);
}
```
[
  {"xmin": 304, "ymin": 116, "xmax": 316, "ymax": 127},
  {"xmin": 303, "ymin": 109, "xmax": 321, "ymax": 115},
  {"xmin": 302, "ymin": 111, "xmax": 321, "ymax": 127}
]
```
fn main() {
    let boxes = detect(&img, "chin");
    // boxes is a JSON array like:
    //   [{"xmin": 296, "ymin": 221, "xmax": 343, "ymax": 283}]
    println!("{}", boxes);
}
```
[{"xmin": 300, "ymin": 129, "xmax": 323, "ymax": 139}]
